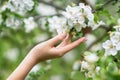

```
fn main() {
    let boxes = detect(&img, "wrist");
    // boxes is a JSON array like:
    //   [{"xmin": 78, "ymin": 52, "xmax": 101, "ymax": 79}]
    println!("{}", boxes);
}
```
[
  {"xmin": 27, "ymin": 50, "xmax": 38, "ymax": 65},
  {"xmin": 28, "ymin": 45, "xmax": 42, "ymax": 64}
]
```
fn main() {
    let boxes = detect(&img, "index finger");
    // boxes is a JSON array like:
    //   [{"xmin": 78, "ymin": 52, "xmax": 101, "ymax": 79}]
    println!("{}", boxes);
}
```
[{"xmin": 59, "ymin": 37, "xmax": 86, "ymax": 54}]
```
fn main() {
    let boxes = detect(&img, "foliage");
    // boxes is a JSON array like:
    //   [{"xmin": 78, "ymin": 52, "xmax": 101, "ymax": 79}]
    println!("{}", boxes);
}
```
[{"xmin": 0, "ymin": 0, "xmax": 120, "ymax": 80}]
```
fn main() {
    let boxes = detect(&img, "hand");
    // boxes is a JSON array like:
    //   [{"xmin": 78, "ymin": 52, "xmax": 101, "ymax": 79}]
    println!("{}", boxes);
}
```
[
  {"xmin": 29, "ymin": 33, "xmax": 87, "ymax": 63},
  {"xmin": 7, "ymin": 33, "xmax": 86, "ymax": 80}
]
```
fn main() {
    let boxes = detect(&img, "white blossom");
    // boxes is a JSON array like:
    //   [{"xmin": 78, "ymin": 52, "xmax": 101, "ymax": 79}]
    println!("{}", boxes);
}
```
[
  {"xmin": 62, "ymin": 3, "xmax": 87, "ymax": 30},
  {"xmin": 81, "ymin": 61, "xmax": 91, "ymax": 71},
  {"xmin": 114, "ymin": 25, "xmax": 120, "ymax": 32},
  {"xmin": 7, "ymin": 0, "xmax": 34, "ymax": 15},
  {"xmin": 61, "ymin": 3, "xmax": 103, "ymax": 35},
  {"xmin": 48, "ymin": 16, "xmax": 67, "ymax": 35},
  {"xmin": 0, "ymin": 4, "xmax": 8, "ymax": 12},
  {"xmin": 95, "ymin": 66, "xmax": 100, "ymax": 73},
  {"xmin": 102, "ymin": 19, "xmax": 120, "ymax": 56},
  {"xmin": 85, "ymin": 34, "xmax": 96, "ymax": 47},
  {"xmin": 39, "ymin": 18, "xmax": 47, "ymax": 30},
  {"xmin": 36, "ymin": 3, "xmax": 57, "ymax": 16},
  {"xmin": 80, "ymin": 59, "xmax": 100, "ymax": 78},
  {"xmin": 118, "ymin": 18, "xmax": 120, "ymax": 24},
  {"xmin": 79, "ymin": 3, "xmax": 94, "ymax": 21},
  {"xmin": 73, "ymin": 61, "xmax": 81, "ymax": 71},
  {"xmin": 84, "ymin": 53, "xmax": 99, "ymax": 63},
  {"xmin": 88, "ymin": 21, "xmax": 105, "ymax": 30},
  {"xmin": 5, "ymin": 48, "xmax": 19, "ymax": 61},
  {"xmin": 113, "ymin": 19, "xmax": 120, "ymax": 31},
  {"xmin": 102, "ymin": 40, "xmax": 117, "ymax": 56},
  {"xmin": 48, "ymin": 3, "xmax": 103, "ymax": 36},
  {"xmin": 85, "ymin": 71, "xmax": 94, "ymax": 78},
  {"xmin": 110, "ymin": 32, "xmax": 120, "ymax": 50},
  {"xmin": 23, "ymin": 0, "xmax": 34, "ymax": 10},
  {"xmin": 23, "ymin": 17, "xmax": 37, "ymax": 33},
  {"xmin": 5, "ymin": 17, "xmax": 22, "ymax": 29}
]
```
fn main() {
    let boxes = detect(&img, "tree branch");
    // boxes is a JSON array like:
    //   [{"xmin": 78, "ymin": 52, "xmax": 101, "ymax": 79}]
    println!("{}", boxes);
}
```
[
  {"xmin": 38, "ymin": 0, "xmax": 64, "ymax": 11},
  {"xmin": 36, "ymin": 0, "xmax": 117, "ymax": 52},
  {"xmin": 34, "ymin": 14, "xmax": 62, "ymax": 21},
  {"xmin": 93, "ymin": 0, "xmax": 117, "ymax": 13}
]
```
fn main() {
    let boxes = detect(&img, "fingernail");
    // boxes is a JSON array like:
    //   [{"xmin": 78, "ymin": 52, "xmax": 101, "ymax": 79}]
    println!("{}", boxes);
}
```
[
  {"xmin": 84, "ymin": 37, "xmax": 87, "ymax": 41},
  {"xmin": 83, "ymin": 37, "xmax": 87, "ymax": 41},
  {"xmin": 61, "ymin": 32, "xmax": 66, "ymax": 38}
]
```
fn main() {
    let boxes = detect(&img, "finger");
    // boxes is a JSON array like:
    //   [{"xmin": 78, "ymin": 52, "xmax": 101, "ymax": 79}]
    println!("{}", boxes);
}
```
[
  {"xmin": 57, "ymin": 34, "xmax": 73, "ymax": 48},
  {"xmin": 59, "ymin": 37, "xmax": 87, "ymax": 54},
  {"xmin": 48, "ymin": 33, "xmax": 66, "ymax": 46}
]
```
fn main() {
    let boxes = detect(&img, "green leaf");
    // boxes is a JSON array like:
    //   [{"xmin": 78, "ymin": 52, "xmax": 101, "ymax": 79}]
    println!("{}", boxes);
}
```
[{"xmin": 94, "ymin": 14, "xmax": 99, "ymax": 23}]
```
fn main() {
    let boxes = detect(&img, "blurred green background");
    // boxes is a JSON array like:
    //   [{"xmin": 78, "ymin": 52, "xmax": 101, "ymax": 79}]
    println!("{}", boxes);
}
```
[{"xmin": 0, "ymin": 0, "xmax": 120, "ymax": 80}]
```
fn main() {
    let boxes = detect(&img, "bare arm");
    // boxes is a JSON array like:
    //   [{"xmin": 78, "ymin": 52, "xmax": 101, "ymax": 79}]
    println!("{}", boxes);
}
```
[{"xmin": 7, "ymin": 33, "xmax": 86, "ymax": 80}]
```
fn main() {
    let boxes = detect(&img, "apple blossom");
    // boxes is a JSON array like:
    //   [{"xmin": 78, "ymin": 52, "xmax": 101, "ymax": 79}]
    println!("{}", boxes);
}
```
[
  {"xmin": 113, "ymin": 19, "xmax": 120, "ymax": 32},
  {"xmin": 5, "ymin": 17, "xmax": 22, "ymax": 29},
  {"xmin": 81, "ymin": 61, "xmax": 91, "ymax": 72},
  {"xmin": 84, "ymin": 53, "xmax": 99, "ymax": 63},
  {"xmin": 7, "ymin": 0, "xmax": 34, "ymax": 15},
  {"xmin": 102, "ymin": 19, "xmax": 120, "ymax": 56},
  {"xmin": 102, "ymin": 40, "xmax": 117, "ymax": 56},
  {"xmin": 80, "ymin": 58, "xmax": 100, "ymax": 78},
  {"xmin": 73, "ymin": 61, "xmax": 81, "ymax": 71},
  {"xmin": 118, "ymin": 19, "xmax": 120, "ymax": 24},
  {"xmin": 48, "ymin": 16, "xmax": 67, "ymax": 35},
  {"xmin": 36, "ymin": 3, "xmax": 57, "ymax": 16},
  {"xmin": 110, "ymin": 32, "xmax": 120, "ymax": 50},
  {"xmin": 95, "ymin": 66, "xmax": 100, "ymax": 73},
  {"xmin": 23, "ymin": 17, "xmax": 37, "ymax": 33},
  {"xmin": 5, "ymin": 48, "xmax": 19, "ymax": 61},
  {"xmin": 48, "ymin": 3, "xmax": 104, "ymax": 36}
]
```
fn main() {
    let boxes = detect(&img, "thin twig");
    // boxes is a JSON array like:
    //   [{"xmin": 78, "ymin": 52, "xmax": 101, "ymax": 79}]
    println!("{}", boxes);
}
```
[
  {"xmin": 93, "ymin": 0, "xmax": 116, "ymax": 13},
  {"xmin": 34, "ymin": 14, "xmax": 62, "ymax": 21},
  {"xmin": 38, "ymin": 0, "xmax": 64, "ymax": 11}
]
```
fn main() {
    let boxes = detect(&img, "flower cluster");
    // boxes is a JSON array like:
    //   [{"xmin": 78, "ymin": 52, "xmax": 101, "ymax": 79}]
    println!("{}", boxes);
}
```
[
  {"xmin": 5, "ymin": 16, "xmax": 37, "ymax": 32},
  {"xmin": 62, "ymin": 3, "xmax": 94, "ymax": 30},
  {"xmin": 7, "ymin": 0, "xmax": 34, "ymax": 15},
  {"xmin": 102, "ymin": 19, "xmax": 120, "ymax": 56},
  {"xmin": 48, "ymin": 16, "xmax": 67, "ymax": 35},
  {"xmin": 81, "ymin": 52, "xmax": 99, "ymax": 78},
  {"xmin": 48, "ymin": 3, "xmax": 104, "ymax": 36},
  {"xmin": 23, "ymin": 17, "xmax": 37, "ymax": 33},
  {"xmin": 5, "ymin": 17, "xmax": 22, "ymax": 29},
  {"xmin": 73, "ymin": 52, "xmax": 99, "ymax": 78}
]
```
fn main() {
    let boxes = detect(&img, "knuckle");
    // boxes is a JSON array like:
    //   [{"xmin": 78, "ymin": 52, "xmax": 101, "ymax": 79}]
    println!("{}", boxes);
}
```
[
  {"xmin": 58, "ymin": 36, "xmax": 63, "ymax": 40},
  {"xmin": 57, "ymin": 35, "xmax": 65, "ymax": 41}
]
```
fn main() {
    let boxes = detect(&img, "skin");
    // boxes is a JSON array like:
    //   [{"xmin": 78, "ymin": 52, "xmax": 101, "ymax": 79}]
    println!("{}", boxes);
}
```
[{"xmin": 7, "ymin": 33, "xmax": 86, "ymax": 80}]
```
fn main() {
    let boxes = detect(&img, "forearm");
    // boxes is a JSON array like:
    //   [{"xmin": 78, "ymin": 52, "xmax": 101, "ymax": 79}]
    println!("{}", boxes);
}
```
[{"xmin": 7, "ymin": 52, "xmax": 37, "ymax": 80}]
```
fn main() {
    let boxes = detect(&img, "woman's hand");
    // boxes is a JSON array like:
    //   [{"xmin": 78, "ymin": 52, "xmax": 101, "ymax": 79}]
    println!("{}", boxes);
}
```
[
  {"xmin": 30, "ymin": 33, "xmax": 87, "ymax": 63},
  {"xmin": 7, "ymin": 33, "xmax": 86, "ymax": 80}
]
